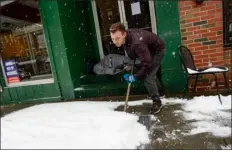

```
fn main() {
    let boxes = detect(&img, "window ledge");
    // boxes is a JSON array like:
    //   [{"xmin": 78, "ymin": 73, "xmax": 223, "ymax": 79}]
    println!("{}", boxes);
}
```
[{"xmin": 5, "ymin": 78, "xmax": 54, "ymax": 88}]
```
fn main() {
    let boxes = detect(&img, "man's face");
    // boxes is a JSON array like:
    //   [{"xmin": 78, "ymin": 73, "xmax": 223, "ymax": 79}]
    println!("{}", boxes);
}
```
[{"xmin": 110, "ymin": 31, "xmax": 126, "ymax": 47}]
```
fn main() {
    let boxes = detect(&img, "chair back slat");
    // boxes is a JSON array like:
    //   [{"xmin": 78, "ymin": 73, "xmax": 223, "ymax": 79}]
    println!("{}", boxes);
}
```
[{"xmin": 178, "ymin": 45, "xmax": 196, "ymax": 70}]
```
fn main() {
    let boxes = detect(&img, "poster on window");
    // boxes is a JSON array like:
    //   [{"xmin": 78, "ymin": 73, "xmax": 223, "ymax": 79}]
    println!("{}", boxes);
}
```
[
  {"xmin": 131, "ymin": 2, "xmax": 141, "ymax": 15},
  {"xmin": 3, "ymin": 59, "xmax": 20, "ymax": 83}
]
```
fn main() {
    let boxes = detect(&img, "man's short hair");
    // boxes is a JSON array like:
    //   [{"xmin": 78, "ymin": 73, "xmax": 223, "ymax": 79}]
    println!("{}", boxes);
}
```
[{"xmin": 109, "ymin": 22, "xmax": 126, "ymax": 33}]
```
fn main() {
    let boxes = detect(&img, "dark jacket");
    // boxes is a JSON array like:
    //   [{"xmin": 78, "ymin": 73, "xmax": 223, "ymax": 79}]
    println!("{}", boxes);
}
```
[{"xmin": 124, "ymin": 28, "xmax": 165, "ymax": 79}]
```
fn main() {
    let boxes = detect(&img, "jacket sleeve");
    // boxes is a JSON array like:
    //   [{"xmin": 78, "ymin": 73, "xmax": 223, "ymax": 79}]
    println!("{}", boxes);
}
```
[{"xmin": 133, "ymin": 43, "xmax": 152, "ymax": 79}]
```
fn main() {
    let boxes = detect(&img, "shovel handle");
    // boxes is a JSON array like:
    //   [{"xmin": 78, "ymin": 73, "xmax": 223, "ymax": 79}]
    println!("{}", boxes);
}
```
[
  {"xmin": 130, "ymin": 61, "xmax": 135, "ymax": 75},
  {"xmin": 124, "ymin": 61, "xmax": 135, "ymax": 112},
  {"xmin": 124, "ymin": 83, "xmax": 131, "ymax": 112}
]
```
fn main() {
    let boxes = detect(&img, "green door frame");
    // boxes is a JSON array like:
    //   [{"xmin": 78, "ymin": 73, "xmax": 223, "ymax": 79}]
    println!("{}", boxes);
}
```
[{"xmin": 0, "ymin": 0, "xmax": 77, "ymax": 105}]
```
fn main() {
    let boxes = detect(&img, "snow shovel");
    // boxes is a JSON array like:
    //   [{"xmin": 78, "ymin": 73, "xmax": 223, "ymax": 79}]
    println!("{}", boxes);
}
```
[
  {"xmin": 123, "ymin": 61, "xmax": 135, "ymax": 112},
  {"xmin": 123, "ymin": 62, "xmax": 151, "ymax": 130}
]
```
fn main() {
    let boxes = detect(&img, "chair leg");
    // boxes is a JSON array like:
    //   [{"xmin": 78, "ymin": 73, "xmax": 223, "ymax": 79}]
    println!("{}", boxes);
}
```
[
  {"xmin": 223, "ymin": 72, "xmax": 230, "ymax": 94},
  {"xmin": 214, "ymin": 73, "xmax": 222, "ymax": 105},
  {"xmin": 193, "ymin": 74, "xmax": 199, "ymax": 92}
]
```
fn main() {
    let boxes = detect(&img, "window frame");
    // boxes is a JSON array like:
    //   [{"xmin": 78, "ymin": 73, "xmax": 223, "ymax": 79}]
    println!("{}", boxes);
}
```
[
  {"xmin": 0, "ymin": 1, "xmax": 55, "ymax": 88},
  {"xmin": 223, "ymin": 0, "xmax": 232, "ymax": 47},
  {"xmin": 0, "ymin": 25, "xmax": 55, "ymax": 88}
]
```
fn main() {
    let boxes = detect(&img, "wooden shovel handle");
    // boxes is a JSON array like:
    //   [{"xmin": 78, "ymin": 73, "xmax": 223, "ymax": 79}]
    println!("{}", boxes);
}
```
[
  {"xmin": 124, "ymin": 61, "xmax": 135, "ymax": 112},
  {"xmin": 124, "ymin": 83, "xmax": 131, "ymax": 112}
]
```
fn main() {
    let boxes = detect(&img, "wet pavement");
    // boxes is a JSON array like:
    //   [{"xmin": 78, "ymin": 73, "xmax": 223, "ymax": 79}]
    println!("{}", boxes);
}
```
[
  {"xmin": 1, "ymin": 103, "xmax": 40, "ymax": 117},
  {"xmin": 1, "ymin": 98, "xmax": 231, "ymax": 150},
  {"xmin": 115, "ymin": 102, "xmax": 231, "ymax": 150}
]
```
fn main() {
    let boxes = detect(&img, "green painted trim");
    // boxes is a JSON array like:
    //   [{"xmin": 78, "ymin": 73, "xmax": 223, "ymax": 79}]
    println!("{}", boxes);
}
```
[
  {"xmin": 0, "ymin": 0, "xmax": 67, "ymax": 104},
  {"xmin": 155, "ymin": 0, "xmax": 187, "ymax": 93},
  {"xmin": 0, "ymin": 83, "xmax": 62, "ymax": 105},
  {"xmin": 1, "ymin": 96, "xmax": 61, "ymax": 106},
  {"xmin": 74, "ymin": 82, "xmax": 147, "ymax": 99},
  {"xmin": 38, "ymin": 0, "xmax": 75, "ymax": 99}
]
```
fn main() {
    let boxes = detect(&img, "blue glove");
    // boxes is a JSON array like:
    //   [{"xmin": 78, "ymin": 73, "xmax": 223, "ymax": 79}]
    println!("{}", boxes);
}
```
[{"xmin": 123, "ymin": 74, "xmax": 136, "ymax": 83}]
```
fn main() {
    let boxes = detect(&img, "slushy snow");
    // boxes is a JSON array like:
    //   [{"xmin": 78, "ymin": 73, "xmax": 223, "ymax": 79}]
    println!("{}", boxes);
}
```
[
  {"xmin": 181, "ymin": 95, "xmax": 231, "ymax": 137},
  {"xmin": 1, "ymin": 95, "xmax": 231, "ymax": 149}
]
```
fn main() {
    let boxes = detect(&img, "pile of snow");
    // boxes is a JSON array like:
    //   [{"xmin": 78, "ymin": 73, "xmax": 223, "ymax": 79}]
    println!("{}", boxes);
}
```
[
  {"xmin": 181, "ymin": 95, "xmax": 231, "ymax": 137},
  {"xmin": 1, "ymin": 102, "xmax": 149, "ymax": 149},
  {"xmin": 1, "ymin": 95, "xmax": 231, "ymax": 149}
]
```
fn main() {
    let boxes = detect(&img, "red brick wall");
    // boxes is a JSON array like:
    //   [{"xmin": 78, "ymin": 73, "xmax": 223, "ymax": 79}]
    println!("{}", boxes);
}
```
[{"xmin": 179, "ymin": 0, "xmax": 231, "ymax": 92}]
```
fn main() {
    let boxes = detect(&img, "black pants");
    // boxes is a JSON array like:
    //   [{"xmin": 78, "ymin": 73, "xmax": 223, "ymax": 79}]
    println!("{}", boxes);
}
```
[{"xmin": 144, "ymin": 50, "xmax": 165, "ymax": 103}]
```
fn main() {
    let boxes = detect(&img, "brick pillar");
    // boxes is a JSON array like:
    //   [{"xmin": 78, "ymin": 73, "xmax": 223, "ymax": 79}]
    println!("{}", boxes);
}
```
[{"xmin": 179, "ymin": 0, "xmax": 231, "ymax": 92}]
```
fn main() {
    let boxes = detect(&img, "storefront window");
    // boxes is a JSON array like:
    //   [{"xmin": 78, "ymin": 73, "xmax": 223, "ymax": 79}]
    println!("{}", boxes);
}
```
[
  {"xmin": 0, "ymin": 0, "xmax": 53, "ymax": 86},
  {"xmin": 223, "ymin": 0, "xmax": 232, "ymax": 47}
]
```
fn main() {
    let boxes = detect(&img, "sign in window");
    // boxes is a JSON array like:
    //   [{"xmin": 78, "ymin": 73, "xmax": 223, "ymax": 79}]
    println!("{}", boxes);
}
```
[{"xmin": 0, "ymin": 0, "xmax": 54, "ymax": 86}]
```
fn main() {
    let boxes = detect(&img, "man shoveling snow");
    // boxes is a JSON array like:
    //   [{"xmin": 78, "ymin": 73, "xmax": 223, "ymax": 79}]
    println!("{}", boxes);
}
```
[{"xmin": 109, "ymin": 22, "xmax": 166, "ymax": 114}]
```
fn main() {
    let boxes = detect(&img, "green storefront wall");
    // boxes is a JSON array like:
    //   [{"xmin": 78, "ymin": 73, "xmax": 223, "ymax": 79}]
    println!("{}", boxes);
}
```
[
  {"xmin": 0, "ymin": 0, "xmax": 187, "ymax": 105},
  {"xmin": 155, "ymin": 1, "xmax": 188, "ymax": 94}
]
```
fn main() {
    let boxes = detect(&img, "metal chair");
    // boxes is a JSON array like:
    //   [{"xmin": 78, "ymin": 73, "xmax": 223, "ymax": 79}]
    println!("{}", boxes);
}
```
[{"xmin": 178, "ymin": 45, "xmax": 230, "ymax": 104}]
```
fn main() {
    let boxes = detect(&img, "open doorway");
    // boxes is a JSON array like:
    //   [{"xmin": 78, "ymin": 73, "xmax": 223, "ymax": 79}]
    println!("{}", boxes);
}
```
[{"xmin": 91, "ymin": 0, "xmax": 157, "ymax": 59}]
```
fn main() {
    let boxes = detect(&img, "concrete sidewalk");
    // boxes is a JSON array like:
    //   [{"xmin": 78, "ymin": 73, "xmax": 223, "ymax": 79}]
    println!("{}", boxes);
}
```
[
  {"xmin": 115, "ymin": 102, "xmax": 231, "ymax": 150},
  {"xmin": 1, "ymin": 96, "xmax": 231, "ymax": 150}
]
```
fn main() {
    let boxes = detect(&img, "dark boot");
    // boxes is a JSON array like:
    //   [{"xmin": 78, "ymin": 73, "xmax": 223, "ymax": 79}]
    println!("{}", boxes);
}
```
[{"xmin": 151, "ymin": 99, "xmax": 163, "ymax": 114}]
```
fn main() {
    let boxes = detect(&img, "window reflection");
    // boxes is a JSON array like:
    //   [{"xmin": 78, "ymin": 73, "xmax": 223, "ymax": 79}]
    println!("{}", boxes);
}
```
[{"xmin": 0, "ymin": 0, "xmax": 53, "ymax": 85}]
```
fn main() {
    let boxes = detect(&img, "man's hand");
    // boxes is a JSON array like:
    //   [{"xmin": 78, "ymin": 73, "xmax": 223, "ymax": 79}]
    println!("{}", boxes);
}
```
[{"xmin": 123, "ymin": 74, "xmax": 136, "ymax": 83}]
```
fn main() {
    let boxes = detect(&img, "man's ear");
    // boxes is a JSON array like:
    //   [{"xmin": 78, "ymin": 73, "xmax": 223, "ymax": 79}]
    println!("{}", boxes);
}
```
[{"xmin": 123, "ymin": 31, "xmax": 127, "ymax": 37}]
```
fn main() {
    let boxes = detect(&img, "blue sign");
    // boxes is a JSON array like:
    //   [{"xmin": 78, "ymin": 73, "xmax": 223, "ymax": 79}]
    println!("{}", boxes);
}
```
[{"xmin": 3, "ymin": 59, "xmax": 19, "ymax": 77}]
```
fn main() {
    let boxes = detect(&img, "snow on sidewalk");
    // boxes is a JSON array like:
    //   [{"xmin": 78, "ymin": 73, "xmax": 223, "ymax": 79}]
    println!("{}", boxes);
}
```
[
  {"xmin": 1, "ymin": 95, "xmax": 231, "ymax": 149},
  {"xmin": 1, "ymin": 102, "xmax": 149, "ymax": 149},
  {"xmin": 181, "ymin": 95, "xmax": 231, "ymax": 137},
  {"xmin": 135, "ymin": 95, "xmax": 231, "ymax": 138}
]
